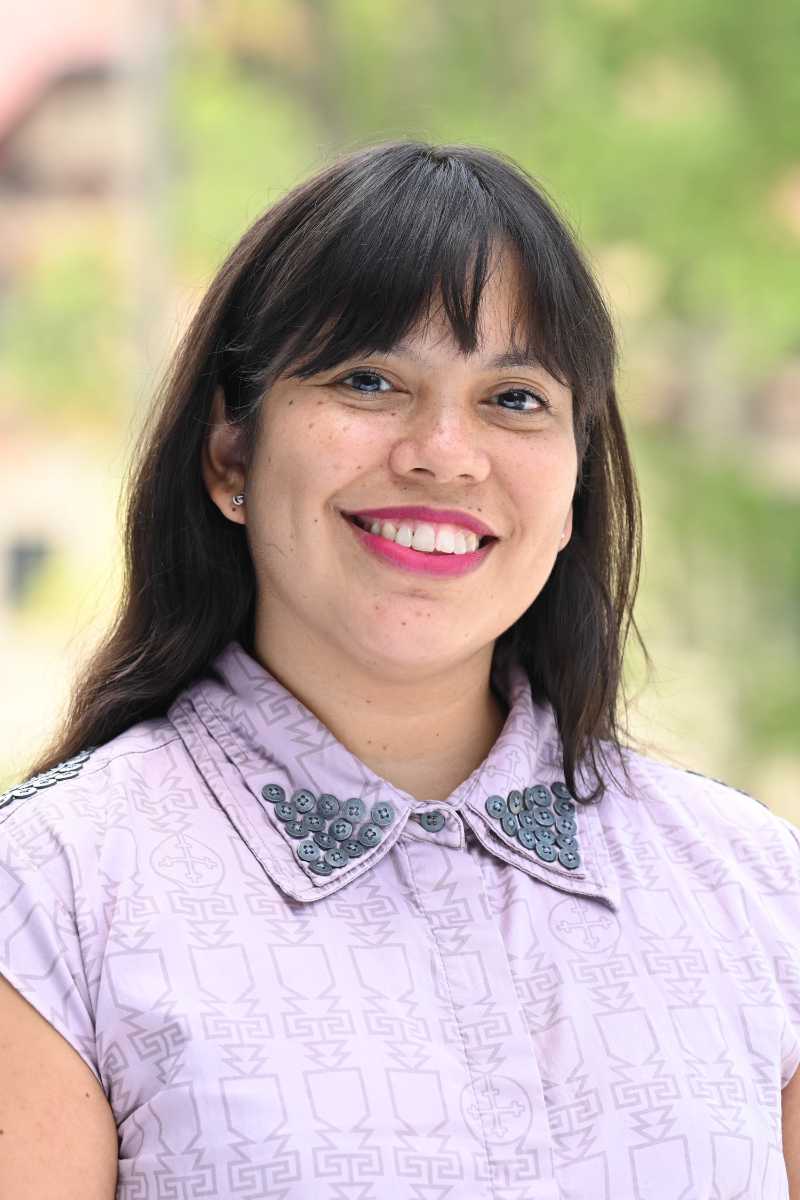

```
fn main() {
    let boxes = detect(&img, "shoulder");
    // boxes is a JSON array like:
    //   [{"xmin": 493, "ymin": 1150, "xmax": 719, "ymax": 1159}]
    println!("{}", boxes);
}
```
[
  {"xmin": 620, "ymin": 747, "xmax": 769, "ymax": 814},
  {"xmin": 0, "ymin": 718, "xmax": 187, "ymax": 886},
  {"xmin": 606, "ymin": 743, "xmax": 800, "ymax": 883}
]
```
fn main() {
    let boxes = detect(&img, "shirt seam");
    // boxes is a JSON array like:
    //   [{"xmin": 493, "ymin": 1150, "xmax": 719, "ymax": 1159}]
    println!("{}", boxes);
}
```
[{"xmin": 74, "ymin": 732, "xmax": 183, "ymax": 783}]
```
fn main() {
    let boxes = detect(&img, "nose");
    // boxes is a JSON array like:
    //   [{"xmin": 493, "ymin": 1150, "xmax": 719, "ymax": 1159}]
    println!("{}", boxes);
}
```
[{"xmin": 387, "ymin": 397, "xmax": 491, "ymax": 484}]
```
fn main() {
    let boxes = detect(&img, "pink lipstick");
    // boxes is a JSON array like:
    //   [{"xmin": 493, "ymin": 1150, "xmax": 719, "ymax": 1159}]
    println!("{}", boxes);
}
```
[{"xmin": 340, "ymin": 512, "xmax": 498, "ymax": 578}]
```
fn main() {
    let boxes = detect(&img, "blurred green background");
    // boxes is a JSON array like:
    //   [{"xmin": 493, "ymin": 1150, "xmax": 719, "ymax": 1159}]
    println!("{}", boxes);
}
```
[{"xmin": 1, "ymin": 0, "xmax": 798, "ymax": 817}]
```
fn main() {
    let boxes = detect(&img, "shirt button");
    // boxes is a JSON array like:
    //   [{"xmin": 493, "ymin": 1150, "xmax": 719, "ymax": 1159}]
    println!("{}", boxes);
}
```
[
  {"xmin": 358, "ymin": 823, "xmax": 383, "ymax": 848},
  {"xmin": 313, "ymin": 832, "xmax": 337, "ymax": 850},
  {"xmin": 535, "ymin": 829, "xmax": 556, "ymax": 846},
  {"xmin": 533, "ymin": 807, "xmax": 555, "ymax": 828},
  {"xmin": 317, "ymin": 793, "xmax": 340, "ymax": 818},
  {"xmin": 297, "ymin": 840, "xmax": 322, "ymax": 862},
  {"xmin": 517, "ymin": 828, "xmax": 537, "ymax": 850},
  {"xmin": 507, "ymin": 789, "xmax": 523, "ymax": 814},
  {"xmin": 343, "ymin": 798, "xmax": 366, "ymax": 822},
  {"xmin": 371, "ymin": 802, "xmax": 395, "ymax": 828},
  {"xmin": 555, "ymin": 815, "xmax": 577, "ymax": 838},
  {"xmin": 559, "ymin": 847, "xmax": 581, "ymax": 870},
  {"xmin": 551, "ymin": 781, "xmax": 572, "ymax": 801},
  {"xmin": 525, "ymin": 785, "xmax": 551, "ymax": 808},
  {"xmin": 329, "ymin": 818, "xmax": 353, "ymax": 840},
  {"xmin": 557, "ymin": 835, "xmax": 579, "ymax": 853},
  {"xmin": 342, "ymin": 838, "xmax": 365, "ymax": 858},
  {"xmin": 554, "ymin": 796, "xmax": 576, "ymax": 818},
  {"xmin": 285, "ymin": 818, "xmax": 310, "ymax": 838},
  {"xmin": 274, "ymin": 801, "xmax": 296, "ymax": 822},
  {"xmin": 261, "ymin": 783, "xmax": 286, "ymax": 804},
  {"xmin": 305, "ymin": 814, "xmax": 325, "ymax": 832},
  {"xmin": 534, "ymin": 841, "xmax": 558, "ymax": 863},
  {"xmin": 309, "ymin": 859, "xmax": 334, "ymax": 876},
  {"xmin": 324, "ymin": 847, "xmax": 349, "ymax": 868},
  {"xmin": 485, "ymin": 795, "xmax": 506, "ymax": 819},
  {"xmin": 518, "ymin": 810, "xmax": 536, "ymax": 831},
  {"xmin": 418, "ymin": 810, "xmax": 446, "ymax": 832},
  {"xmin": 292, "ymin": 788, "xmax": 316, "ymax": 813},
  {"xmin": 501, "ymin": 813, "xmax": 519, "ymax": 837}
]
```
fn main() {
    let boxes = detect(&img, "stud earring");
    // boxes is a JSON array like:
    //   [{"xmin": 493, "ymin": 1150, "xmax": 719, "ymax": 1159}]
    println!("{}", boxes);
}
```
[{"xmin": 232, "ymin": 492, "xmax": 245, "ymax": 508}]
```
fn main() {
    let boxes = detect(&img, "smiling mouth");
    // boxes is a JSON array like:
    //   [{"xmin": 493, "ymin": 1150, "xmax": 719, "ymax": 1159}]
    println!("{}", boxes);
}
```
[{"xmin": 343, "ymin": 513, "xmax": 496, "ymax": 554}]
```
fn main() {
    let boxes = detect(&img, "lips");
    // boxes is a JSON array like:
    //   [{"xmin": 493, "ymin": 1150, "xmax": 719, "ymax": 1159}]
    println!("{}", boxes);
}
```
[
  {"xmin": 341, "ymin": 506, "xmax": 498, "ymax": 540},
  {"xmin": 342, "ymin": 510, "xmax": 498, "ymax": 577}
]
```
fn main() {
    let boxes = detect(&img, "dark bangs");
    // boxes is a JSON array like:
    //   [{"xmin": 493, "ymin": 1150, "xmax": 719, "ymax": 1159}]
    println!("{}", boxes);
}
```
[{"xmin": 219, "ymin": 142, "xmax": 616, "ymax": 461}]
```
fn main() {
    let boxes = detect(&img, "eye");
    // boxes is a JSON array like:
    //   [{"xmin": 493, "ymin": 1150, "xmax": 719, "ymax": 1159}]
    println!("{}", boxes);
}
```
[
  {"xmin": 490, "ymin": 388, "xmax": 550, "ymax": 414},
  {"xmin": 336, "ymin": 369, "xmax": 393, "ymax": 394}
]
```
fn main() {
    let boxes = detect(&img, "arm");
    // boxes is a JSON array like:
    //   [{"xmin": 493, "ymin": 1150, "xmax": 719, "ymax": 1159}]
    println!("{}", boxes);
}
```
[
  {"xmin": 783, "ymin": 1064, "xmax": 800, "ymax": 1199},
  {"xmin": 0, "ymin": 974, "xmax": 118, "ymax": 1199}
]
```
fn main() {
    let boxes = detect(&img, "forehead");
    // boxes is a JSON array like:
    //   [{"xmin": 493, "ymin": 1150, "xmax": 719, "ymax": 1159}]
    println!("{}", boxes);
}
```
[{"xmin": 392, "ymin": 249, "xmax": 531, "ymax": 361}]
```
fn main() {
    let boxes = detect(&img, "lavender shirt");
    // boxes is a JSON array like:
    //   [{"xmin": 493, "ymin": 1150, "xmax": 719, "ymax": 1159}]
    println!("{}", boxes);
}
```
[{"xmin": 1, "ymin": 639, "xmax": 799, "ymax": 1199}]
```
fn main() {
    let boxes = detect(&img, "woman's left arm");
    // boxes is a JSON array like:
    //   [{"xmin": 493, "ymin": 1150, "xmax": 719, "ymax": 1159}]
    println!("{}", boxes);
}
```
[{"xmin": 783, "ymin": 1066, "xmax": 800, "ymax": 1197}]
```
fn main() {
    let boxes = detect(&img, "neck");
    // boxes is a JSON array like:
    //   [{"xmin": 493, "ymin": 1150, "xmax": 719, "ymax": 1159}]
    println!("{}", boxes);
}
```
[{"xmin": 250, "ymin": 623, "xmax": 509, "ymax": 804}]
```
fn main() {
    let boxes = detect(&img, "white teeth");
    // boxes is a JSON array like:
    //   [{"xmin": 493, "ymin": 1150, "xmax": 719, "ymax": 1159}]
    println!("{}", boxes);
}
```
[
  {"xmin": 352, "ymin": 514, "xmax": 489, "ymax": 555},
  {"xmin": 411, "ymin": 524, "xmax": 437, "ymax": 552},
  {"xmin": 435, "ymin": 527, "xmax": 455, "ymax": 554}
]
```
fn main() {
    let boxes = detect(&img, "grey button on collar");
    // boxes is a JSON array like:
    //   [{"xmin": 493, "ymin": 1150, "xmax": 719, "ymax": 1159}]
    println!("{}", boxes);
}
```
[
  {"xmin": 259, "ymin": 783, "xmax": 402, "ymax": 880},
  {"xmin": 480, "ymin": 779, "xmax": 583, "ymax": 872},
  {"xmin": 416, "ymin": 809, "xmax": 446, "ymax": 833}
]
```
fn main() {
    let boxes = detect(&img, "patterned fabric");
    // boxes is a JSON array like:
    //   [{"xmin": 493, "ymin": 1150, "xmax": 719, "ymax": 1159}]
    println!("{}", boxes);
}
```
[{"xmin": 1, "ymin": 638, "xmax": 799, "ymax": 1199}]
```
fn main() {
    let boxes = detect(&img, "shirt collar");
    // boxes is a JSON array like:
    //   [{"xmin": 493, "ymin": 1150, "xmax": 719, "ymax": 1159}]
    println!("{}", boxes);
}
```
[{"xmin": 168, "ymin": 640, "xmax": 620, "ymax": 910}]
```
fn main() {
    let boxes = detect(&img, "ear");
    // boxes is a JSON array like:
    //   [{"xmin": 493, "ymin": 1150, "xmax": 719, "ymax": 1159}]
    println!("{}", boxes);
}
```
[{"xmin": 201, "ymin": 385, "xmax": 248, "ymax": 524}]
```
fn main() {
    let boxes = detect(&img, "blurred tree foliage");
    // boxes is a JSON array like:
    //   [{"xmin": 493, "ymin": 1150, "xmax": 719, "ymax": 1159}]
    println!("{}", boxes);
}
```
[
  {"xmin": 184, "ymin": 0, "xmax": 800, "ymax": 370},
  {"xmin": 0, "ymin": 233, "xmax": 128, "ymax": 423}
]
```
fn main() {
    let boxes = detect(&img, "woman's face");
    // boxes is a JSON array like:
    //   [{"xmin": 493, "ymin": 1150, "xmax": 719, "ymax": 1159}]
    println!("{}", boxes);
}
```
[{"xmin": 211, "ymin": 251, "xmax": 578, "ymax": 681}]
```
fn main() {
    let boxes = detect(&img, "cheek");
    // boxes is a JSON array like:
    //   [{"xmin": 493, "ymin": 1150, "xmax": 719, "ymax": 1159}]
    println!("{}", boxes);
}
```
[
  {"xmin": 510, "ymin": 442, "xmax": 577, "ymax": 522},
  {"xmin": 255, "ymin": 407, "xmax": 383, "ymax": 516}
]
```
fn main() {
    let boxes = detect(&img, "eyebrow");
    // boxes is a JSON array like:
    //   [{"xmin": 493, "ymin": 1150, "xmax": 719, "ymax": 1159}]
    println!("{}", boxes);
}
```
[{"xmin": 387, "ymin": 341, "xmax": 543, "ymax": 371}]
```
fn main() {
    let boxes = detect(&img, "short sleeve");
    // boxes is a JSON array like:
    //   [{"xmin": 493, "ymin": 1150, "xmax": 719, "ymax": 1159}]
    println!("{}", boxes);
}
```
[
  {"xmin": 0, "ymin": 824, "xmax": 102, "ymax": 1087},
  {"xmin": 771, "ymin": 813, "xmax": 800, "ymax": 1088}
]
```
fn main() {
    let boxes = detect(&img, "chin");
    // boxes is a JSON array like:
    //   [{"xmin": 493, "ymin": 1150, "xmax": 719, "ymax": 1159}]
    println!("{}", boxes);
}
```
[{"xmin": 354, "ymin": 625, "xmax": 488, "ymax": 674}]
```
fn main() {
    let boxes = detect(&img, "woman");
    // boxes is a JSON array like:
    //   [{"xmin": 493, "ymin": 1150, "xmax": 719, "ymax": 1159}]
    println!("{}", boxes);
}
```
[{"xmin": 1, "ymin": 140, "xmax": 798, "ymax": 1199}]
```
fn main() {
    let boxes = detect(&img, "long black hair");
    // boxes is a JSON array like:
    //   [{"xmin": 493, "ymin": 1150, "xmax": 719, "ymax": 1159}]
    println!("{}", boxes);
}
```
[{"xmin": 24, "ymin": 140, "xmax": 647, "ymax": 803}]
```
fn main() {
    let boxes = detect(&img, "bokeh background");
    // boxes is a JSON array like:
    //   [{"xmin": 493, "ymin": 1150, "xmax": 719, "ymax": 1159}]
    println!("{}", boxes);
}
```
[{"xmin": 1, "ymin": 0, "xmax": 798, "ymax": 818}]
